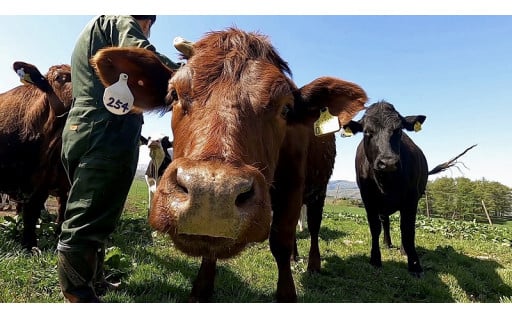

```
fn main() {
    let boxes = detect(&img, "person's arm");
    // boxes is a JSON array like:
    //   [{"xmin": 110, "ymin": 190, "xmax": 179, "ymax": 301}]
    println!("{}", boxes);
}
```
[{"xmin": 108, "ymin": 16, "xmax": 180, "ymax": 69}]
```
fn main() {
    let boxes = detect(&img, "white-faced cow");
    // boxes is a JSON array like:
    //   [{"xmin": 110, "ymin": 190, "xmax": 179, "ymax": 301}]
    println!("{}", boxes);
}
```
[
  {"xmin": 141, "ymin": 134, "xmax": 173, "ymax": 212},
  {"xmin": 90, "ymin": 28, "xmax": 367, "ymax": 302},
  {"xmin": 343, "ymin": 100, "xmax": 475, "ymax": 277},
  {"xmin": 0, "ymin": 62, "xmax": 72, "ymax": 250}
]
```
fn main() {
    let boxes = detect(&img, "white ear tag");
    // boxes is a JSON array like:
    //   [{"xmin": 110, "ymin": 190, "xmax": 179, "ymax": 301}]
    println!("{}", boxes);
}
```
[
  {"xmin": 314, "ymin": 108, "xmax": 341, "ymax": 136},
  {"xmin": 103, "ymin": 73, "xmax": 134, "ymax": 115}
]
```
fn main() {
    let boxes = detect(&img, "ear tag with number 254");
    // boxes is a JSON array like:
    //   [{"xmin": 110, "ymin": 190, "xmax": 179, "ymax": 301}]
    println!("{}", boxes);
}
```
[
  {"xmin": 314, "ymin": 107, "xmax": 341, "ymax": 136},
  {"xmin": 103, "ymin": 73, "xmax": 134, "ymax": 115}
]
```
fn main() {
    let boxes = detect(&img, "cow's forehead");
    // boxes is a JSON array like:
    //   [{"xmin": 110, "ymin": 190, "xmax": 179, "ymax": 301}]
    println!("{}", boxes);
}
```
[
  {"xmin": 189, "ymin": 28, "xmax": 291, "ymax": 79},
  {"xmin": 47, "ymin": 64, "xmax": 71, "ymax": 81},
  {"xmin": 168, "ymin": 29, "xmax": 295, "ymax": 112},
  {"xmin": 363, "ymin": 103, "xmax": 402, "ymax": 129}
]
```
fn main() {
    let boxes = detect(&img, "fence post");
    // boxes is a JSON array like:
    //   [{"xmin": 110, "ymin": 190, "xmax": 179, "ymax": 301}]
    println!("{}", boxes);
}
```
[{"xmin": 481, "ymin": 200, "xmax": 493, "ymax": 226}]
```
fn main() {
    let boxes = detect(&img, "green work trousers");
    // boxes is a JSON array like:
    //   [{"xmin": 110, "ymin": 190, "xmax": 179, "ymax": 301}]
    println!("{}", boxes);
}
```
[{"xmin": 58, "ymin": 103, "xmax": 142, "ymax": 252}]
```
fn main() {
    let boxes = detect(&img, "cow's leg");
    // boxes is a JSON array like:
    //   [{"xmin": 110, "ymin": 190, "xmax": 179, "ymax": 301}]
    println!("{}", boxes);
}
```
[
  {"xmin": 55, "ymin": 193, "xmax": 68, "ymax": 235},
  {"xmin": 291, "ymin": 233, "xmax": 299, "ymax": 262},
  {"xmin": 189, "ymin": 257, "xmax": 217, "ymax": 302},
  {"xmin": 144, "ymin": 175, "xmax": 153, "ymax": 215},
  {"xmin": 367, "ymin": 210, "xmax": 383, "ymax": 268},
  {"xmin": 269, "ymin": 218, "xmax": 297, "ymax": 303},
  {"xmin": 291, "ymin": 205, "xmax": 307, "ymax": 262},
  {"xmin": 400, "ymin": 205, "xmax": 423, "ymax": 277},
  {"xmin": 305, "ymin": 196, "xmax": 325, "ymax": 273},
  {"xmin": 21, "ymin": 190, "xmax": 49, "ymax": 250},
  {"xmin": 380, "ymin": 214, "xmax": 393, "ymax": 248}
]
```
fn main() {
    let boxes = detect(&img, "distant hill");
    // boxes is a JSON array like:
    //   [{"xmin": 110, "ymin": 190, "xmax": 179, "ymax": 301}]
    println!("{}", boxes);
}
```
[{"xmin": 327, "ymin": 180, "xmax": 361, "ymax": 200}]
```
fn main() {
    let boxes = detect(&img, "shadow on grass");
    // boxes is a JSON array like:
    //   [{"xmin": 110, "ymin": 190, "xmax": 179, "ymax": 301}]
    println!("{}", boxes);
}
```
[
  {"xmin": 109, "ymin": 215, "xmax": 272, "ymax": 302},
  {"xmin": 296, "ymin": 226, "xmax": 348, "ymax": 241},
  {"xmin": 299, "ymin": 245, "xmax": 512, "ymax": 303}
]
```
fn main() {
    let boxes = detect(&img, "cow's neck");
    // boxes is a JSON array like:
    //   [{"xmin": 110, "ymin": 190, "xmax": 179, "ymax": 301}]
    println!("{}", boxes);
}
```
[{"xmin": 373, "ymin": 169, "xmax": 402, "ymax": 195}]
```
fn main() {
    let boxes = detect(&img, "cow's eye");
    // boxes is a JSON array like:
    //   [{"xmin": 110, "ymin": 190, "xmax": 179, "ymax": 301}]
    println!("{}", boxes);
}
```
[
  {"xmin": 281, "ymin": 104, "xmax": 291, "ymax": 119},
  {"xmin": 165, "ymin": 88, "xmax": 179, "ymax": 111},
  {"xmin": 364, "ymin": 130, "xmax": 373, "ymax": 137},
  {"xmin": 57, "ymin": 73, "xmax": 70, "ymax": 83},
  {"xmin": 169, "ymin": 89, "xmax": 178, "ymax": 102}
]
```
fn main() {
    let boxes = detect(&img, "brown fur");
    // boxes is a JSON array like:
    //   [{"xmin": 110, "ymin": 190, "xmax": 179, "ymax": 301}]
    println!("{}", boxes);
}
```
[
  {"xmin": 92, "ymin": 28, "xmax": 368, "ymax": 302},
  {"xmin": 0, "ymin": 62, "xmax": 72, "ymax": 249}
]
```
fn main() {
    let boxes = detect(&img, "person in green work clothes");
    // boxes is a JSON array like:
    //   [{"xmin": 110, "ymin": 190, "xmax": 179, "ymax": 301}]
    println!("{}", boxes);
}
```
[{"xmin": 58, "ymin": 15, "xmax": 180, "ymax": 303}]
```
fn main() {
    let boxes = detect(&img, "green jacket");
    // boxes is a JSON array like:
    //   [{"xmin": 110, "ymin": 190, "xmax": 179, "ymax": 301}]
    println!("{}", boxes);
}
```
[{"xmin": 71, "ymin": 15, "xmax": 178, "ymax": 107}]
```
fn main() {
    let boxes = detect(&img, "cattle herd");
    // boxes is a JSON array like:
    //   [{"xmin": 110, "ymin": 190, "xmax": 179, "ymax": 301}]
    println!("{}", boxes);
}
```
[{"xmin": 0, "ymin": 27, "xmax": 476, "ymax": 302}]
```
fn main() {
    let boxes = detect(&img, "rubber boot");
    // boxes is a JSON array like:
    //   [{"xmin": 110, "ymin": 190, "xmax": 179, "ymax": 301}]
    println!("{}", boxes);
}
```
[
  {"xmin": 57, "ymin": 248, "xmax": 101, "ymax": 303},
  {"xmin": 94, "ymin": 246, "xmax": 121, "ymax": 296}
]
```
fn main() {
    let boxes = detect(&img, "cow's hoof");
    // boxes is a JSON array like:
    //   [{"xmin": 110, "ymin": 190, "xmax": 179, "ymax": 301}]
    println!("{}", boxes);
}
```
[
  {"xmin": 409, "ymin": 271, "xmax": 424, "ymax": 278},
  {"xmin": 369, "ymin": 259, "xmax": 382, "ymax": 268}
]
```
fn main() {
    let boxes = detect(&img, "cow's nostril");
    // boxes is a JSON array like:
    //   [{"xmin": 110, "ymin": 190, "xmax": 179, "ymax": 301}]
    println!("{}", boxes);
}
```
[
  {"xmin": 235, "ymin": 186, "xmax": 254, "ymax": 206},
  {"xmin": 175, "ymin": 167, "xmax": 190, "ymax": 194},
  {"xmin": 376, "ymin": 160, "xmax": 387, "ymax": 170}
]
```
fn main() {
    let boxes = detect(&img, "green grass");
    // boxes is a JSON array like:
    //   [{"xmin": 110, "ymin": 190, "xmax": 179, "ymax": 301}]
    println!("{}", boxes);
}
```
[{"xmin": 1, "ymin": 177, "xmax": 511, "ymax": 303}]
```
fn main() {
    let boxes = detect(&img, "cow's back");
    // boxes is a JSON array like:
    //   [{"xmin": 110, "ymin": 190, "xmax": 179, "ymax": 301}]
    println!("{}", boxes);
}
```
[
  {"xmin": 0, "ymin": 83, "xmax": 68, "ymax": 195},
  {"xmin": 0, "ymin": 86, "xmax": 47, "ymax": 192}
]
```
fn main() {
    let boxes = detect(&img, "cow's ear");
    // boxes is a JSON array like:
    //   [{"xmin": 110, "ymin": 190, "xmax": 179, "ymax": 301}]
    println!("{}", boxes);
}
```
[
  {"xmin": 139, "ymin": 135, "xmax": 148, "ymax": 146},
  {"xmin": 90, "ymin": 47, "xmax": 175, "ymax": 112},
  {"xmin": 298, "ymin": 77, "xmax": 367, "ymax": 126},
  {"xmin": 342, "ymin": 120, "xmax": 363, "ymax": 137},
  {"xmin": 161, "ymin": 135, "xmax": 170, "ymax": 145},
  {"xmin": 403, "ymin": 115, "xmax": 427, "ymax": 132},
  {"xmin": 12, "ymin": 61, "xmax": 50, "ymax": 92}
]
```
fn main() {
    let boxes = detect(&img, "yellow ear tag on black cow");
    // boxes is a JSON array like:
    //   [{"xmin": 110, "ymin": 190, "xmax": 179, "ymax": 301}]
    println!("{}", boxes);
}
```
[
  {"xmin": 314, "ymin": 108, "xmax": 341, "ymax": 136},
  {"xmin": 103, "ymin": 73, "xmax": 134, "ymax": 115},
  {"xmin": 414, "ymin": 121, "xmax": 422, "ymax": 132},
  {"xmin": 340, "ymin": 126, "xmax": 353, "ymax": 138}
]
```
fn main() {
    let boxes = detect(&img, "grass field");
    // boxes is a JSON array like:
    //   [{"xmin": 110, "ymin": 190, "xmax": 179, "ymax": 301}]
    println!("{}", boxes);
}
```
[{"xmin": 1, "ymin": 177, "xmax": 511, "ymax": 303}]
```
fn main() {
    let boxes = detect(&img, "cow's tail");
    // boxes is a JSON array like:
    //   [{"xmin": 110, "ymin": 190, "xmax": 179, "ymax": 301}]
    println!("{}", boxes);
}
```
[{"xmin": 428, "ymin": 144, "xmax": 477, "ymax": 175}]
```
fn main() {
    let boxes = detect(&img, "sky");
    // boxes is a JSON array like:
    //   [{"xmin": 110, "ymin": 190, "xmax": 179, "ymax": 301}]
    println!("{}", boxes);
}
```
[{"xmin": 1, "ymin": 1, "xmax": 511, "ymax": 188}]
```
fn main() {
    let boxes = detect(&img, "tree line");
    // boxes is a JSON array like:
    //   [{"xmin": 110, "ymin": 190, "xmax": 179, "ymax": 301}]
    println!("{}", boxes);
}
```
[{"xmin": 418, "ymin": 177, "xmax": 512, "ymax": 222}]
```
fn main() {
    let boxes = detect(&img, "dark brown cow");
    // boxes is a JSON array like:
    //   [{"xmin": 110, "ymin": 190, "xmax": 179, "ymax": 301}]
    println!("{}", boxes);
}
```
[
  {"xmin": 0, "ymin": 62, "xmax": 72, "ymax": 250},
  {"xmin": 291, "ymin": 132, "xmax": 336, "ymax": 271},
  {"xmin": 91, "ymin": 28, "xmax": 367, "ymax": 302},
  {"xmin": 343, "ymin": 101, "xmax": 475, "ymax": 277}
]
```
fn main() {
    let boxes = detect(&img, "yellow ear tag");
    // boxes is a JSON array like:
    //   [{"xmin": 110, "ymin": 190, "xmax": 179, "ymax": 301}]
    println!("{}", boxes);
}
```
[
  {"xmin": 16, "ymin": 68, "xmax": 32, "ymax": 85},
  {"xmin": 413, "ymin": 121, "xmax": 422, "ymax": 132},
  {"xmin": 340, "ymin": 126, "xmax": 353, "ymax": 138},
  {"xmin": 314, "ymin": 108, "xmax": 340, "ymax": 136}
]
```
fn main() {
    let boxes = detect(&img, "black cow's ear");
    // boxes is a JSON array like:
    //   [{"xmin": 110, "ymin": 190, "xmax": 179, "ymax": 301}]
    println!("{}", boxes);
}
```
[
  {"xmin": 139, "ymin": 135, "xmax": 148, "ymax": 146},
  {"xmin": 161, "ymin": 135, "xmax": 170, "ymax": 146},
  {"xmin": 403, "ymin": 115, "xmax": 426, "ymax": 132},
  {"xmin": 342, "ymin": 120, "xmax": 363, "ymax": 136}
]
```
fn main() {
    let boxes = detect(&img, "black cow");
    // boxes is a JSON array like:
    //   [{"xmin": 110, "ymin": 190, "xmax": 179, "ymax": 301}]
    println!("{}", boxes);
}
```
[{"xmin": 343, "ymin": 101, "xmax": 475, "ymax": 276}]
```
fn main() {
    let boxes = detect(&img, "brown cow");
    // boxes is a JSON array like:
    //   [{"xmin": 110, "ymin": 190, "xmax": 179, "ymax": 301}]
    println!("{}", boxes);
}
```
[
  {"xmin": 0, "ymin": 62, "xmax": 72, "ymax": 250},
  {"xmin": 91, "ymin": 28, "xmax": 367, "ymax": 302}
]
